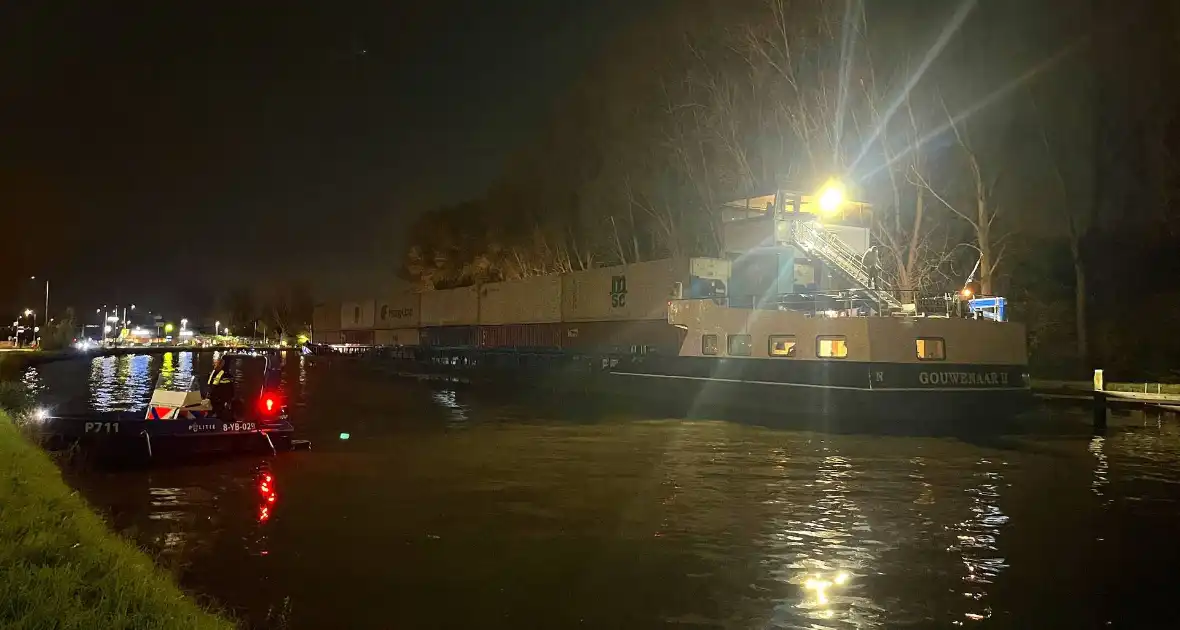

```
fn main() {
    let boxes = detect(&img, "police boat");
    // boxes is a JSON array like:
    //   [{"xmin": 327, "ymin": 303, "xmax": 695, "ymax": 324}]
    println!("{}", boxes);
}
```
[{"xmin": 38, "ymin": 353, "xmax": 302, "ymax": 460}]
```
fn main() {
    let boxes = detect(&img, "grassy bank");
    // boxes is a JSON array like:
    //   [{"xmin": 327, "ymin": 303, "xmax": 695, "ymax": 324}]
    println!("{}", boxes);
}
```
[{"xmin": 0, "ymin": 410, "xmax": 233, "ymax": 630}]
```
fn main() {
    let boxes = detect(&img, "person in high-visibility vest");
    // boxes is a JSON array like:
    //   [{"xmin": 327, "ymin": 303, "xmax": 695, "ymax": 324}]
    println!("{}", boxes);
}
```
[{"xmin": 207, "ymin": 357, "xmax": 235, "ymax": 418}]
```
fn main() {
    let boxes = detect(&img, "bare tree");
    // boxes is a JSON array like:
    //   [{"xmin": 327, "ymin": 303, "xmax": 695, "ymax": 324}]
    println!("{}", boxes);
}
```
[
  {"xmin": 915, "ymin": 97, "xmax": 1007, "ymax": 295},
  {"xmin": 1030, "ymin": 91, "xmax": 1091, "ymax": 364}
]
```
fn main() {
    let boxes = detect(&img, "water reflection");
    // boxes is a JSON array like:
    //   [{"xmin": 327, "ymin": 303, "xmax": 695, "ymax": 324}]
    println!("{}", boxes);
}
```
[
  {"xmin": 26, "ymin": 357, "xmax": 1180, "ymax": 628},
  {"xmin": 430, "ymin": 388, "xmax": 468, "ymax": 424},
  {"xmin": 763, "ymin": 445, "xmax": 883, "ymax": 627},
  {"xmin": 20, "ymin": 366, "xmax": 43, "ymax": 399},
  {"xmin": 88, "ymin": 354, "xmax": 156, "ymax": 411},
  {"xmin": 31, "ymin": 351, "xmax": 301, "ymax": 415},
  {"xmin": 949, "ymin": 459, "xmax": 1010, "ymax": 625},
  {"xmin": 1089, "ymin": 436, "xmax": 1110, "ymax": 500}
]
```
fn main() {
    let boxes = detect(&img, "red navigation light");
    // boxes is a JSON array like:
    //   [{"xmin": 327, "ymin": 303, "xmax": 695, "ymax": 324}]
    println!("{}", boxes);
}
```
[{"xmin": 259, "ymin": 392, "xmax": 281, "ymax": 415}]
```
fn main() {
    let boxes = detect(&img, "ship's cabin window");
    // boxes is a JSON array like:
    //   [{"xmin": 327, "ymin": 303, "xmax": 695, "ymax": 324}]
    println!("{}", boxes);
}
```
[
  {"xmin": 916, "ymin": 337, "xmax": 946, "ymax": 361},
  {"xmin": 769, "ymin": 335, "xmax": 797, "ymax": 357},
  {"xmin": 702, "ymin": 334, "xmax": 719, "ymax": 356},
  {"xmin": 727, "ymin": 334, "xmax": 753, "ymax": 356},
  {"xmin": 816, "ymin": 336, "xmax": 848, "ymax": 358}
]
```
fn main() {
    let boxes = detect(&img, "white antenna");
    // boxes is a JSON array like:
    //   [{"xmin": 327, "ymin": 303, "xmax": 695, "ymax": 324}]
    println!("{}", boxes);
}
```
[{"xmin": 965, "ymin": 257, "xmax": 981, "ymax": 285}]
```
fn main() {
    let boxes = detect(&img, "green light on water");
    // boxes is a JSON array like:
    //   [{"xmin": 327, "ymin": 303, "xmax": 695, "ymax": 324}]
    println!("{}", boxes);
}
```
[{"xmin": 339, "ymin": 432, "xmax": 350, "ymax": 440}]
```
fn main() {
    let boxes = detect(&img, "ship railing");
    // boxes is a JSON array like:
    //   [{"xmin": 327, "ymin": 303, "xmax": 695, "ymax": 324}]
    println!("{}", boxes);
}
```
[
  {"xmin": 786, "ymin": 219, "xmax": 905, "ymax": 312},
  {"xmin": 681, "ymin": 292, "xmax": 968, "ymax": 318}
]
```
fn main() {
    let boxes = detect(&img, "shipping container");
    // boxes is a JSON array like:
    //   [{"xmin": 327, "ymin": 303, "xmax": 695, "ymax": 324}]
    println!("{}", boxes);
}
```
[
  {"xmin": 420, "ymin": 286, "xmax": 479, "ymax": 326},
  {"xmin": 561, "ymin": 258, "xmax": 733, "ymax": 322},
  {"xmin": 312, "ymin": 329, "xmax": 342, "ymax": 344},
  {"xmin": 313, "ymin": 301, "xmax": 342, "ymax": 333},
  {"xmin": 478, "ymin": 275, "xmax": 561, "ymax": 325},
  {"xmin": 561, "ymin": 259, "xmax": 686, "ymax": 322},
  {"xmin": 376, "ymin": 291, "xmax": 421, "ymax": 328},
  {"xmin": 342, "ymin": 329, "xmax": 375, "ymax": 345},
  {"xmin": 421, "ymin": 325, "xmax": 478, "ymax": 348},
  {"xmin": 560, "ymin": 320, "xmax": 685, "ymax": 355},
  {"xmin": 341, "ymin": 300, "xmax": 376, "ymax": 329},
  {"xmin": 374, "ymin": 328, "xmax": 420, "ymax": 346},
  {"xmin": 477, "ymin": 323, "xmax": 563, "ymax": 349}
]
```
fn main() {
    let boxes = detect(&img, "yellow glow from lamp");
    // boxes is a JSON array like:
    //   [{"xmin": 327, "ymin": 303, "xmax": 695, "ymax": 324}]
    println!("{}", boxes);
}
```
[
  {"xmin": 960, "ymin": 287, "xmax": 974, "ymax": 299},
  {"xmin": 817, "ymin": 180, "xmax": 845, "ymax": 215}
]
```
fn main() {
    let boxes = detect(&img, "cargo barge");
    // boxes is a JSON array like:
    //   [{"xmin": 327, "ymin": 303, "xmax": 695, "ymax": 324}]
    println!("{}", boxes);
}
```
[{"xmin": 312, "ymin": 189, "xmax": 1032, "ymax": 423}]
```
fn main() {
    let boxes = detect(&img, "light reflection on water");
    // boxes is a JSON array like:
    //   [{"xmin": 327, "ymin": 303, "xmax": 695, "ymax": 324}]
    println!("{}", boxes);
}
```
[
  {"xmin": 29, "ymin": 351, "xmax": 293, "ymax": 414},
  {"xmin": 23, "ymin": 358, "xmax": 1180, "ymax": 628}
]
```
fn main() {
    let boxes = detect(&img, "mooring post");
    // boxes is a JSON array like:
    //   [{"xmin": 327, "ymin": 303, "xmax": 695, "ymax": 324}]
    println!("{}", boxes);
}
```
[{"xmin": 1092, "ymin": 368, "xmax": 1107, "ymax": 433}]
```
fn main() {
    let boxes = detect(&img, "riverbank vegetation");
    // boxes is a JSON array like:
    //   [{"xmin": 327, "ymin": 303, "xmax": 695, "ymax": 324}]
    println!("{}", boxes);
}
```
[
  {"xmin": 0, "ymin": 410, "xmax": 233, "ymax": 630},
  {"xmin": 398, "ymin": 0, "xmax": 1180, "ymax": 379}
]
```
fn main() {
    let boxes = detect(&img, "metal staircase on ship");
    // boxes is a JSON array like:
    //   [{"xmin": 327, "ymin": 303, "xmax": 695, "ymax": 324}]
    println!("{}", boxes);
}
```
[{"xmin": 785, "ymin": 219, "xmax": 905, "ymax": 313}]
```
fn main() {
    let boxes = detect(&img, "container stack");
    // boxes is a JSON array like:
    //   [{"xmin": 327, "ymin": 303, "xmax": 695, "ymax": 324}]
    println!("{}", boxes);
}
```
[{"xmin": 318, "ymin": 257, "xmax": 730, "ymax": 354}]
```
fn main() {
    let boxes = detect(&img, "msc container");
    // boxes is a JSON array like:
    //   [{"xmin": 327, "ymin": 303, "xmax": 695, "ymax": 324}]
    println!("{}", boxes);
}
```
[
  {"xmin": 341, "ymin": 300, "xmax": 376, "ymax": 329},
  {"xmin": 420, "ymin": 286, "xmax": 479, "ymax": 326},
  {"xmin": 421, "ymin": 325, "xmax": 478, "ymax": 348},
  {"xmin": 374, "ymin": 328, "xmax": 420, "ymax": 346},
  {"xmin": 477, "ymin": 323, "xmax": 563, "ymax": 349},
  {"xmin": 478, "ymin": 275, "xmax": 561, "ymax": 325},
  {"xmin": 561, "ymin": 259, "xmax": 687, "ymax": 322},
  {"xmin": 342, "ymin": 329, "xmax": 375, "ymax": 345},
  {"xmin": 376, "ymin": 291, "xmax": 421, "ymax": 328},
  {"xmin": 561, "ymin": 320, "xmax": 685, "ymax": 356}
]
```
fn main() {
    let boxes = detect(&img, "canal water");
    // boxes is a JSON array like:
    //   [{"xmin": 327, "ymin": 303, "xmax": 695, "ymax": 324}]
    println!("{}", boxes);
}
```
[{"xmin": 21, "ymin": 352, "xmax": 1180, "ymax": 629}]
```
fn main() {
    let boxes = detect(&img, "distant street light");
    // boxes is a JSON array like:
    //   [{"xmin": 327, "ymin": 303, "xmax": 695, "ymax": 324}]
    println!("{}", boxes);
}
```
[
  {"xmin": 103, "ymin": 325, "xmax": 113, "ymax": 334},
  {"xmin": 165, "ymin": 323, "xmax": 174, "ymax": 334},
  {"xmin": 181, "ymin": 318, "xmax": 189, "ymax": 330},
  {"xmin": 224, "ymin": 327, "xmax": 230, "ymax": 335}
]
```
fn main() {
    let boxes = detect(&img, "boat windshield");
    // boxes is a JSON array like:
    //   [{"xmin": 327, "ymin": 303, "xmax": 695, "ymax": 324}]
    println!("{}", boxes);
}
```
[{"xmin": 153, "ymin": 373, "xmax": 200, "ymax": 393}]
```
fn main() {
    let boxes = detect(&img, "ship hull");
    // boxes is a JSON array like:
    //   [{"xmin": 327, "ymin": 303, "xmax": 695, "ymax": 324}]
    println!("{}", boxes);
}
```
[{"xmin": 355, "ymin": 348, "xmax": 1033, "ymax": 427}]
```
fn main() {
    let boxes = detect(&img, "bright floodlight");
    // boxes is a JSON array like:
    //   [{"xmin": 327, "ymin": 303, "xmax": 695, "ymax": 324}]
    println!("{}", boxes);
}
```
[
  {"xmin": 23, "ymin": 309, "xmax": 32, "ymax": 316},
  {"xmin": 818, "ymin": 180, "xmax": 845, "ymax": 215}
]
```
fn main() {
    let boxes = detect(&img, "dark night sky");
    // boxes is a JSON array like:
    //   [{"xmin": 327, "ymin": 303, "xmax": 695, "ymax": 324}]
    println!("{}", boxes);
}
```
[{"xmin": 1, "ymin": 0, "xmax": 664, "ymax": 319}]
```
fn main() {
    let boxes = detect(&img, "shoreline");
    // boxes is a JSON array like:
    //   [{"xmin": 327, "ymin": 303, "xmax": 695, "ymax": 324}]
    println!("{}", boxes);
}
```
[{"xmin": 0, "ymin": 410, "xmax": 233, "ymax": 629}]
